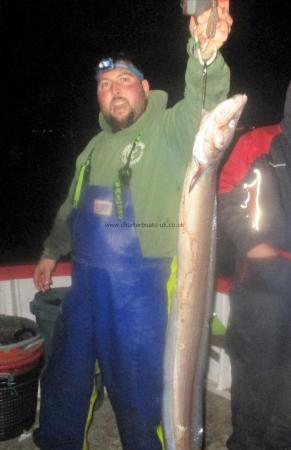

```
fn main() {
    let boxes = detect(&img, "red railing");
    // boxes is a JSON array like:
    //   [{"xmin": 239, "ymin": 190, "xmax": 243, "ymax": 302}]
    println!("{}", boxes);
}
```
[
  {"xmin": 0, "ymin": 261, "xmax": 72, "ymax": 282},
  {"xmin": 0, "ymin": 261, "xmax": 232, "ymax": 293}
]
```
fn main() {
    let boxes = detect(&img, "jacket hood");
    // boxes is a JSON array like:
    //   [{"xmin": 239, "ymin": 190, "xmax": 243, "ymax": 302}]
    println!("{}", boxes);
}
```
[
  {"xmin": 98, "ymin": 90, "xmax": 168, "ymax": 135},
  {"xmin": 281, "ymin": 81, "xmax": 291, "ymax": 143}
]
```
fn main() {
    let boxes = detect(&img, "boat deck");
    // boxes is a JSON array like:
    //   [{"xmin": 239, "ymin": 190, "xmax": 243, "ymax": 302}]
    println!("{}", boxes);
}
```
[{"xmin": 0, "ymin": 387, "xmax": 232, "ymax": 450}]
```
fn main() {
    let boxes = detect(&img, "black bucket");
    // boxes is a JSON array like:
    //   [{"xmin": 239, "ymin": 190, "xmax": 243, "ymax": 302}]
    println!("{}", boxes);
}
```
[{"xmin": 0, "ymin": 315, "xmax": 43, "ymax": 376}]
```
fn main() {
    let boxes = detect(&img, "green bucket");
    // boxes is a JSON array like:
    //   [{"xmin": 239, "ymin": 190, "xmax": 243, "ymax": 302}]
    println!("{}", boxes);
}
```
[{"xmin": 30, "ymin": 287, "xmax": 69, "ymax": 362}]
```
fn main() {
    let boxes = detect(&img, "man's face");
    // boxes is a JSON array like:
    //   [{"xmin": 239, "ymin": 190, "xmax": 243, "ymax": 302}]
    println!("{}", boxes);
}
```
[{"xmin": 97, "ymin": 68, "xmax": 150, "ymax": 131}]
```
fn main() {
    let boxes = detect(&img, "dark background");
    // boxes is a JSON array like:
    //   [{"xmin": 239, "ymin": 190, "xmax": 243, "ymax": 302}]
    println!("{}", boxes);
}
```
[{"xmin": 0, "ymin": 0, "xmax": 290, "ymax": 267}]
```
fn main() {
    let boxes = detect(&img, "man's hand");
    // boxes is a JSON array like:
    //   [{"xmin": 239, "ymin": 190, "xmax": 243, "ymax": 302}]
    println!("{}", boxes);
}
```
[
  {"xmin": 246, "ymin": 243, "xmax": 278, "ymax": 259},
  {"xmin": 246, "ymin": 244, "xmax": 291, "ymax": 296},
  {"xmin": 189, "ymin": 0, "xmax": 233, "ymax": 60},
  {"xmin": 33, "ymin": 257, "xmax": 57, "ymax": 292}
]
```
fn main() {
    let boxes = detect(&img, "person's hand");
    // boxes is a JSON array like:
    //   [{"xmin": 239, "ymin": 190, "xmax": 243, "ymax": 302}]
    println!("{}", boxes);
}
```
[
  {"xmin": 189, "ymin": 0, "xmax": 233, "ymax": 61},
  {"xmin": 246, "ymin": 246, "xmax": 291, "ymax": 296},
  {"xmin": 33, "ymin": 257, "xmax": 57, "ymax": 291},
  {"xmin": 246, "ymin": 243, "xmax": 278, "ymax": 259}
]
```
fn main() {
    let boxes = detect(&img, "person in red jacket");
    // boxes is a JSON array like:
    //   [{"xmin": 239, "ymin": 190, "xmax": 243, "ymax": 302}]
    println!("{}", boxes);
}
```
[{"xmin": 218, "ymin": 81, "xmax": 291, "ymax": 450}]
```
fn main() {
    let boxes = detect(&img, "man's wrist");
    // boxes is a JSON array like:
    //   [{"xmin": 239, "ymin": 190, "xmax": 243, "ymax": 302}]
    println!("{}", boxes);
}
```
[
  {"xmin": 41, "ymin": 249, "xmax": 60, "ymax": 261},
  {"xmin": 188, "ymin": 37, "xmax": 217, "ymax": 66}
]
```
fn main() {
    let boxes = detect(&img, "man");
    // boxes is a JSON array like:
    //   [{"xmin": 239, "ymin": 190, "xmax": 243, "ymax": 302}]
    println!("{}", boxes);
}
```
[
  {"xmin": 33, "ymin": 4, "xmax": 232, "ymax": 450},
  {"xmin": 218, "ymin": 81, "xmax": 291, "ymax": 449}
]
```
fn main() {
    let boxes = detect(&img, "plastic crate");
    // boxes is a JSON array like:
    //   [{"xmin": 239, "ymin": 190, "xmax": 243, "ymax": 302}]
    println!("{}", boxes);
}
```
[{"xmin": 0, "ymin": 363, "xmax": 42, "ymax": 441}]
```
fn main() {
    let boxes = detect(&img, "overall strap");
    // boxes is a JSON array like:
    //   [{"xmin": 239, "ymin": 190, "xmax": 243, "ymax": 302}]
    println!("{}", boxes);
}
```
[{"xmin": 73, "ymin": 146, "xmax": 95, "ymax": 208}]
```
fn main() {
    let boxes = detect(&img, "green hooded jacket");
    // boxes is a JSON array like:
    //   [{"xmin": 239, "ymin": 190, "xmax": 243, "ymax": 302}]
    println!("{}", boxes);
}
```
[{"xmin": 43, "ymin": 38, "xmax": 230, "ymax": 260}]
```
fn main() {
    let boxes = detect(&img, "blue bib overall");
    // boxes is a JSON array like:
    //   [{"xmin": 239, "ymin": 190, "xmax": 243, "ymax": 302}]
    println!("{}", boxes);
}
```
[{"xmin": 35, "ymin": 185, "xmax": 170, "ymax": 450}]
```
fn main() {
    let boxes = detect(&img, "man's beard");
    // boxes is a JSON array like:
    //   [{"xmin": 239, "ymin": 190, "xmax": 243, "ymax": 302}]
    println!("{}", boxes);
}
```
[
  {"xmin": 102, "ymin": 95, "xmax": 148, "ymax": 132},
  {"xmin": 106, "ymin": 109, "xmax": 135, "ymax": 132}
]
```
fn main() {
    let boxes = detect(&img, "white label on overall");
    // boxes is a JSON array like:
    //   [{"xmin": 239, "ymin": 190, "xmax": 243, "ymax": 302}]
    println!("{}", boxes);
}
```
[{"xmin": 93, "ymin": 200, "xmax": 113, "ymax": 216}]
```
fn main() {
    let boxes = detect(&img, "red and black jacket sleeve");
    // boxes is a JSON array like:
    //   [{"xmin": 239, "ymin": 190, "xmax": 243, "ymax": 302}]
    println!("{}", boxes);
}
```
[{"xmin": 218, "ymin": 125, "xmax": 284, "ymax": 258}]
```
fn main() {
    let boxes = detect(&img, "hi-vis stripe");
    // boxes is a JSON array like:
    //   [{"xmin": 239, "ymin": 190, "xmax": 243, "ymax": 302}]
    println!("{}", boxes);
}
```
[
  {"xmin": 73, "ymin": 145, "xmax": 95, "ymax": 208},
  {"xmin": 241, "ymin": 168, "xmax": 262, "ymax": 231},
  {"xmin": 73, "ymin": 158, "xmax": 91, "ymax": 208},
  {"xmin": 156, "ymin": 257, "xmax": 177, "ymax": 449}
]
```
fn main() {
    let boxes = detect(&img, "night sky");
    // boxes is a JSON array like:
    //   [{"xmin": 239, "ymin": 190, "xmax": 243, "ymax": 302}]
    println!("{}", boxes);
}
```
[{"xmin": 0, "ymin": 0, "xmax": 291, "ymax": 264}]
